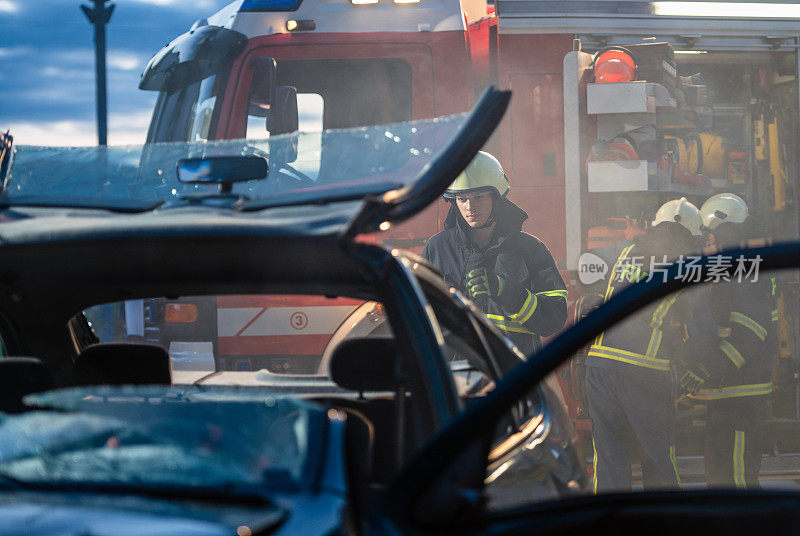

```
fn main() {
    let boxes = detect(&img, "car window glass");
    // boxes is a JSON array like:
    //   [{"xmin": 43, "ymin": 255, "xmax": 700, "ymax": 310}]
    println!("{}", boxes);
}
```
[
  {"xmin": 422, "ymin": 290, "xmax": 497, "ymax": 403},
  {"xmin": 79, "ymin": 294, "xmax": 385, "ymax": 382}
]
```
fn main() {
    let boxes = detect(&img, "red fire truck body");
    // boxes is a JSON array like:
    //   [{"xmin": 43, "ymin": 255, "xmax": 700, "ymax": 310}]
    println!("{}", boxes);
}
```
[{"xmin": 142, "ymin": 0, "xmax": 800, "ymax": 450}]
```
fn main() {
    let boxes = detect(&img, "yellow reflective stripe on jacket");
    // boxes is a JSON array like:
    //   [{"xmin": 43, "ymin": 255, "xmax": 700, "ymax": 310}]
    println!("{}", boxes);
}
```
[
  {"xmin": 645, "ymin": 327, "xmax": 663, "ymax": 359},
  {"xmin": 596, "ymin": 244, "xmax": 635, "ymax": 347},
  {"xmin": 719, "ymin": 339, "xmax": 746, "ymax": 369},
  {"xmin": 485, "ymin": 314, "xmax": 536, "ymax": 336},
  {"xmin": 587, "ymin": 344, "xmax": 671, "ymax": 371},
  {"xmin": 650, "ymin": 290, "xmax": 684, "ymax": 329},
  {"xmin": 729, "ymin": 311, "xmax": 767, "ymax": 342},
  {"xmin": 718, "ymin": 327, "xmax": 732, "ymax": 338},
  {"xmin": 592, "ymin": 439, "xmax": 599, "ymax": 494},
  {"xmin": 536, "ymin": 289, "xmax": 568, "ymax": 300},
  {"xmin": 771, "ymin": 309, "xmax": 779, "ymax": 323},
  {"xmin": 691, "ymin": 382, "xmax": 773, "ymax": 400},
  {"xmin": 509, "ymin": 290, "xmax": 538, "ymax": 324},
  {"xmin": 604, "ymin": 244, "xmax": 635, "ymax": 301},
  {"xmin": 670, "ymin": 445, "xmax": 681, "ymax": 486},
  {"xmin": 734, "ymin": 431, "xmax": 746, "ymax": 488},
  {"xmin": 771, "ymin": 277, "xmax": 777, "ymax": 297},
  {"xmin": 619, "ymin": 264, "xmax": 647, "ymax": 283}
]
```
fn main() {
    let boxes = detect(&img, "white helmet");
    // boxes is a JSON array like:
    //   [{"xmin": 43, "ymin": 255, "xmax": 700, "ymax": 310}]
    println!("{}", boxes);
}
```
[
  {"xmin": 700, "ymin": 193, "xmax": 748, "ymax": 230},
  {"xmin": 443, "ymin": 151, "xmax": 509, "ymax": 199},
  {"xmin": 652, "ymin": 197, "xmax": 703, "ymax": 236}
]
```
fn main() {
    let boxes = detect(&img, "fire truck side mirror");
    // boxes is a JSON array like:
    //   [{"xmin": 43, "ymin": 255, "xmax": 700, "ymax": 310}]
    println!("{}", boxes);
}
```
[
  {"xmin": 250, "ymin": 57, "xmax": 278, "ymax": 114},
  {"xmin": 268, "ymin": 86, "xmax": 299, "ymax": 137}
]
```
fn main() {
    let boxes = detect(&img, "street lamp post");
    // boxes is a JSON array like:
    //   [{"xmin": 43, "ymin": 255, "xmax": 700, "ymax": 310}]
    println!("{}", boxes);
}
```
[{"xmin": 81, "ymin": 0, "xmax": 115, "ymax": 146}]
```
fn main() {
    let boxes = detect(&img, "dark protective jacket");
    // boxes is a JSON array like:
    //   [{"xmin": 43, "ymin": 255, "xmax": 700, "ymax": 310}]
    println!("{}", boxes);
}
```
[
  {"xmin": 690, "ymin": 222, "xmax": 774, "ymax": 401},
  {"xmin": 421, "ymin": 199, "xmax": 567, "ymax": 356},
  {"xmin": 586, "ymin": 227, "xmax": 723, "ymax": 379},
  {"xmin": 689, "ymin": 278, "xmax": 773, "ymax": 400}
]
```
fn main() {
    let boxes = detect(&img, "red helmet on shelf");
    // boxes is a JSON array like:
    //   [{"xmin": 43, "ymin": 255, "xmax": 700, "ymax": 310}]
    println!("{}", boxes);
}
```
[{"xmin": 593, "ymin": 47, "xmax": 637, "ymax": 84}]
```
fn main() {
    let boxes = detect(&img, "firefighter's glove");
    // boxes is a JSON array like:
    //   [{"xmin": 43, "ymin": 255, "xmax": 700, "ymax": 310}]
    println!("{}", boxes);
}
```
[
  {"xmin": 466, "ymin": 267, "xmax": 524, "ymax": 312},
  {"xmin": 678, "ymin": 363, "xmax": 711, "ymax": 396},
  {"xmin": 466, "ymin": 267, "xmax": 504, "ymax": 301}
]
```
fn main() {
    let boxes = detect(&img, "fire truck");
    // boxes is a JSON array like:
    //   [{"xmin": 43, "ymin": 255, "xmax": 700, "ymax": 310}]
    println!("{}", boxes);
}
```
[{"xmin": 137, "ymin": 0, "xmax": 799, "ymax": 458}]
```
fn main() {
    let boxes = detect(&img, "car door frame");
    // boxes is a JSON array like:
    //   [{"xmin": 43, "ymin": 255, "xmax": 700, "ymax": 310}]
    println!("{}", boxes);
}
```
[{"xmin": 369, "ymin": 242, "xmax": 800, "ymax": 535}]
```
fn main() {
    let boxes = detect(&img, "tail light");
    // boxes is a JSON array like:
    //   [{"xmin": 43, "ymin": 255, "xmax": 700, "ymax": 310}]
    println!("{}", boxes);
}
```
[
  {"xmin": 593, "ymin": 47, "xmax": 636, "ymax": 84},
  {"xmin": 164, "ymin": 303, "xmax": 199, "ymax": 324}
]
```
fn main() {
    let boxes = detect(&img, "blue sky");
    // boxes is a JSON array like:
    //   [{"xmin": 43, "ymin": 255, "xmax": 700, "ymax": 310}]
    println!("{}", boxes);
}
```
[{"xmin": 0, "ymin": 0, "xmax": 230, "ymax": 146}]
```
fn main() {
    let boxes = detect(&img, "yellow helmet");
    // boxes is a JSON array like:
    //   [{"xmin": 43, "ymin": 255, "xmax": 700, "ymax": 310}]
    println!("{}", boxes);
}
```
[
  {"xmin": 700, "ymin": 193, "xmax": 748, "ymax": 230},
  {"xmin": 652, "ymin": 197, "xmax": 703, "ymax": 236},
  {"xmin": 443, "ymin": 151, "xmax": 509, "ymax": 199}
]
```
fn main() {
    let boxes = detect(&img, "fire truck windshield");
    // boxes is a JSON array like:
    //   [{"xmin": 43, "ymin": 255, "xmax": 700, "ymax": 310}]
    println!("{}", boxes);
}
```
[{"xmin": 147, "ymin": 74, "xmax": 225, "ymax": 144}]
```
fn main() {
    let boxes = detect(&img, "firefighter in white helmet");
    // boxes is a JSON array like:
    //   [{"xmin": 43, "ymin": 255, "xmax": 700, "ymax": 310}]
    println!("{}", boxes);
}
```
[
  {"xmin": 697, "ymin": 193, "xmax": 773, "ymax": 488},
  {"xmin": 652, "ymin": 197, "xmax": 704, "ymax": 237},
  {"xmin": 422, "ymin": 151, "xmax": 567, "ymax": 357},
  {"xmin": 585, "ymin": 197, "xmax": 726, "ymax": 492}
]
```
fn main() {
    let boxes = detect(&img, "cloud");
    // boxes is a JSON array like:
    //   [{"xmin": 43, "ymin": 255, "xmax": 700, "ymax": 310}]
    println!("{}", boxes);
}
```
[
  {"xmin": 0, "ymin": 46, "xmax": 31, "ymax": 58},
  {"xmin": 5, "ymin": 110, "xmax": 154, "ymax": 147},
  {"xmin": 126, "ymin": 0, "xmax": 220, "ymax": 10},
  {"xmin": 108, "ymin": 51, "xmax": 145, "ymax": 71},
  {"xmin": 0, "ymin": 1, "xmax": 18, "ymax": 13},
  {"xmin": 0, "ymin": 0, "xmax": 231, "ymax": 144}
]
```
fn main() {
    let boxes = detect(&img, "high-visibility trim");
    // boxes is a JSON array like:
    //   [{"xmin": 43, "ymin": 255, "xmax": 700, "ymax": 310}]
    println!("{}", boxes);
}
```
[
  {"xmin": 650, "ymin": 290, "xmax": 684, "ymax": 330},
  {"xmin": 588, "ymin": 344, "xmax": 671, "ymax": 371},
  {"xmin": 603, "ymin": 284, "xmax": 615, "ymax": 303},
  {"xmin": 620, "ymin": 264, "xmax": 648, "ymax": 283},
  {"xmin": 604, "ymin": 244, "xmax": 636, "ymax": 301},
  {"xmin": 597, "ymin": 244, "xmax": 635, "ymax": 348},
  {"xmin": 720, "ymin": 340, "xmax": 746, "ymax": 369},
  {"xmin": 536, "ymin": 289, "xmax": 568, "ymax": 300},
  {"xmin": 485, "ymin": 314, "xmax": 536, "ymax": 336},
  {"xmin": 496, "ymin": 276, "xmax": 505, "ymax": 297},
  {"xmin": 646, "ymin": 328, "xmax": 662, "ymax": 359},
  {"xmin": 734, "ymin": 431, "xmax": 746, "ymax": 489},
  {"xmin": 494, "ymin": 323, "xmax": 536, "ymax": 335},
  {"xmin": 670, "ymin": 445, "xmax": 681, "ymax": 486},
  {"xmin": 718, "ymin": 327, "xmax": 732, "ymax": 338},
  {"xmin": 691, "ymin": 382, "xmax": 773, "ymax": 400},
  {"xmin": 730, "ymin": 311, "xmax": 767, "ymax": 341},
  {"xmin": 509, "ymin": 290, "xmax": 538, "ymax": 324},
  {"xmin": 771, "ymin": 277, "xmax": 777, "ymax": 297},
  {"xmin": 772, "ymin": 309, "xmax": 779, "ymax": 323},
  {"xmin": 592, "ymin": 439, "xmax": 598, "ymax": 494}
]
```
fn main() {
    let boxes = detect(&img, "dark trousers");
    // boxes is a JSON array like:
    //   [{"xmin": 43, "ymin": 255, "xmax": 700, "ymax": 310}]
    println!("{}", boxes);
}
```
[
  {"xmin": 705, "ymin": 396, "xmax": 767, "ymax": 488},
  {"xmin": 586, "ymin": 364, "xmax": 680, "ymax": 493}
]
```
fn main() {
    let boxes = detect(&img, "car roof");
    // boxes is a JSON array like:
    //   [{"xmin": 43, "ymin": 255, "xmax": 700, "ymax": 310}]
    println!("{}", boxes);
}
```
[{"xmin": 0, "ymin": 207, "xmax": 379, "ymax": 355}]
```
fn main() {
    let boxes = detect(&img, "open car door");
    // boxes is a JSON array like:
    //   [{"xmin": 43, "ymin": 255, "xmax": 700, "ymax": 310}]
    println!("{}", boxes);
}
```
[{"xmin": 371, "ymin": 242, "xmax": 800, "ymax": 536}]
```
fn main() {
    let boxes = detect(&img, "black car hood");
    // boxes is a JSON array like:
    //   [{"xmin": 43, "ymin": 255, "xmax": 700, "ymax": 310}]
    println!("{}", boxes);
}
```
[{"xmin": 0, "ymin": 491, "xmax": 284, "ymax": 536}]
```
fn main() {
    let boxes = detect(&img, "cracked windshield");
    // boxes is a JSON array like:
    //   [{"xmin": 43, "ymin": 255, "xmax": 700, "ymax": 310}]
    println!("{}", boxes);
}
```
[{"xmin": 1, "ymin": 0, "xmax": 800, "ymax": 531}]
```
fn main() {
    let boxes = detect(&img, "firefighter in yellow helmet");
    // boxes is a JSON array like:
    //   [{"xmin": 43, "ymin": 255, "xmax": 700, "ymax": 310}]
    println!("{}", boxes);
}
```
[
  {"xmin": 586, "ymin": 197, "xmax": 727, "ymax": 492},
  {"xmin": 421, "ymin": 151, "xmax": 567, "ymax": 357},
  {"xmin": 697, "ymin": 193, "xmax": 773, "ymax": 488}
]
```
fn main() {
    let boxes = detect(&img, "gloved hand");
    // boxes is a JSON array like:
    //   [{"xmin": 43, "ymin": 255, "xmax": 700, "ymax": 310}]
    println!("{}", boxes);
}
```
[
  {"xmin": 677, "ymin": 363, "xmax": 711, "ymax": 395},
  {"xmin": 465, "ymin": 267, "xmax": 504, "ymax": 300},
  {"xmin": 465, "ymin": 267, "xmax": 525, "ymax": 312}
]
